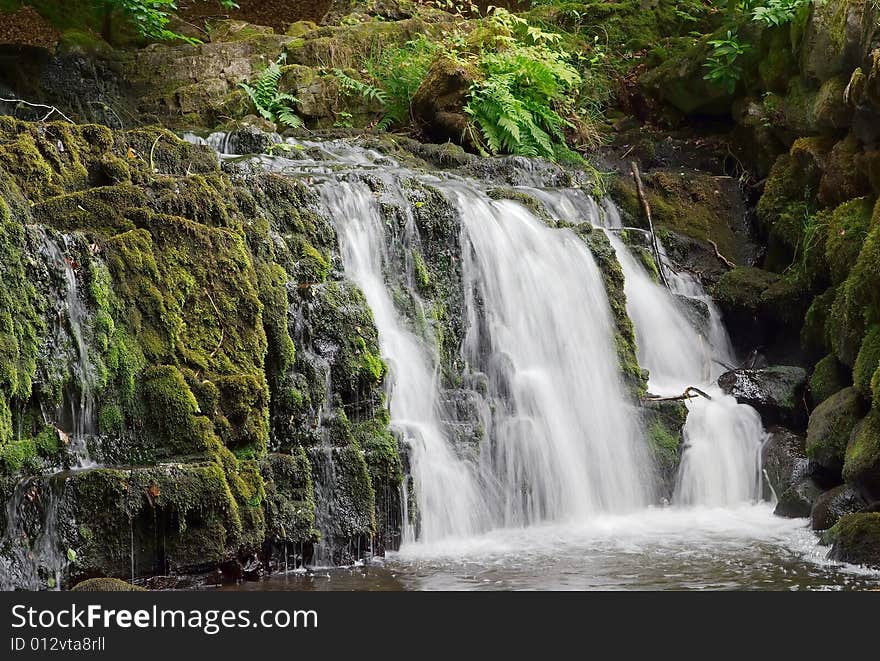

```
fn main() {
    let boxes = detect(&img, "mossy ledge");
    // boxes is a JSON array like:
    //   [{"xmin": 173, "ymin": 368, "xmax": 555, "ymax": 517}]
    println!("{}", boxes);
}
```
[{"xmin": 0, "ymin": 118, "xmax": 401, "ymax": 583}]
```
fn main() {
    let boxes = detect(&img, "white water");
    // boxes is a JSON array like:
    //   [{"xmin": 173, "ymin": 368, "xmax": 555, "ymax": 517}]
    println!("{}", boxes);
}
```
[
  {"xmin": 534, "ymin": 189, "xmax": 765, "ymax": 507},
  {"xmin": 452, "ymin": 187, "xmax": 650, "ymax": 523},
  {"xmin": 320, "ymin": 181, "xmax": 487, "ymax": 542}
]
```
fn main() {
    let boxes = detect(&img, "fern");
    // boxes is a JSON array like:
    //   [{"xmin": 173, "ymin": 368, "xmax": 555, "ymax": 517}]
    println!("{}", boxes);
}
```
[
  {"xmin": 464, "ymin": 12, "xmax": 580, "ymax": 159},
  {"xmin": 239, "ymin": 55, "xmax": 303, "ymax": 129}
]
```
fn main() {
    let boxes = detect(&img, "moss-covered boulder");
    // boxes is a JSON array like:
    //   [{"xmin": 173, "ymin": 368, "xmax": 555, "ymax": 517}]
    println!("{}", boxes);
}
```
[
  {"xmin": 643, "ymin": 399, "xmax": 688, "ymax": 500},
  {"xmin": 824, "ymin": 197, "xmax": 874, "ymax": 285},
  {"xmin": 825, "ymin": 512, "xmax": 880, "ymax": 568},
  {"xmin": 806, "ymin": 387, "xmax": 866, "ymax": 473},
  {"xmin": 411, "ymin": 56, "xmax": 478, "ymax": 149},
  {"xmin": 854, "ymin": 325, "xmax": 880, "ymax": 397},
  {"xmin": 843, "ymin": 410, "xmax": 880, "ymax": 501},
  {"xmin": 809, "ymin": 354, "xmax": 851, "ymax": 405},
  {"xmin": 800, "ymin": 0, "xmax": 876, "ymax": 84}
]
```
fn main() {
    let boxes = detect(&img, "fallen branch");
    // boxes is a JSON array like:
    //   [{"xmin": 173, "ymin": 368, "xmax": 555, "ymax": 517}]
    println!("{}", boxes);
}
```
[
  {"xmin": 630, "ymin": 162, "xmax": 670, "ymax": 289},
  {"xmin": 0, "ymin": 97, "xmax": 74, "ymax": 123},
  {"xmin": 645, "ymin": 386, "xmax": 713, "ymax": 403},
  {"xmin": 708, "ymin": 238, "xmax": 736, "ymax": 269}
]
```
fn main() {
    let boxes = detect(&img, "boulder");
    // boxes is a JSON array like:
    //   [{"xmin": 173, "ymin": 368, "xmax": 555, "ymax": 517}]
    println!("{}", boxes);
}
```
[
  {"xmin": 801, "ymin": 0, "xmax": 874, "ymax": 84},
  {"xmin": 843, "ymin": 410, "xmax": 880, "ymax": 502},
  {"xmin": 718, "ymin": 366, "xmax": 808, "ymax": 428},
  {"xmin": 805, "ymin": 387, "xmax": 866, "ymax": 474},
  {"xmin": 775, "ymin": 476, "xmax": 825, "ymax": 518},
  {"xmin": 411, "ymin": 56, "xmax": 478, "ymax": 148},
  {"xmin": 810, "ymin": 484, "xmax": 865, "ymax": 530},
  {"xmin": 761, "ymin": 426, "xmax": 808, "ymax": 499},
  {"xmin": 761, "ymin": 426, "xmax": 826, "ymax": 517},
  {"xmin": 825, "ymin": 512, "xmax": 880, "ymax": 568}
]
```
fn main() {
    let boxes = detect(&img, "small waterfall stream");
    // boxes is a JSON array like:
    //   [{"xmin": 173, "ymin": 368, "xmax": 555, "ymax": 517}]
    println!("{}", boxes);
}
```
[{"xmin": 0, "ymin": 232, "xmax": 99, "ymax": 589}]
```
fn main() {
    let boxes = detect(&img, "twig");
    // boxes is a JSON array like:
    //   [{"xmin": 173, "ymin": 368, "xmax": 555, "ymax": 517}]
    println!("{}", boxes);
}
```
[
  {"xmin": 149, "ymin": 134, "xmax": 163, "ymax": 173},
  {"xmin": 708, "ymin": 238, "xmax": 736, "ymax": 269},
  {"xmin": 204, "ymin": 288, "xmax": 226, "ymax": 360},
  {"xmin": 645, "ymin": 386, "xmax": 713, "ymax": 403},
  {"xmin": 0, "ymin": 97, "xmax": 74, "ymax": 123},
  {"xmin": 630, "ymin": 161, "xmax": 670, "ymax": 290}
]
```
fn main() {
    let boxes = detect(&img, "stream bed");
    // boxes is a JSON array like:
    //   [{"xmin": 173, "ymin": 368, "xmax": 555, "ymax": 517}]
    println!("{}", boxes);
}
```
[{"xmin": 218, "ymin": 505, "xmax": 880, "ymax": 591}]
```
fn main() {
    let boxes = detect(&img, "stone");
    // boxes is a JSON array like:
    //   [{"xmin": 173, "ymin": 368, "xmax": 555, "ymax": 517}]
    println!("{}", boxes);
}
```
[
  {"xmin": 811, "ymin": 484, "xmax": 865, "ymax": 530},
  {"xmin": 761, "ymin": 426, "xmax": 808, "ymax": 500},
  {"xmin": 411, "ymin": 56, "xmax": 478, "ymax": 148},
  {"xmin": 806, "ymin": 387, "xmax": 867, "ymax": 473},
  {"xmin": 718, "ymin": 366, "xmax": 808, "ymax": 428},
  {"xmin": 825, "ymin": 512, "xmax": 880, "ymax": 568}
]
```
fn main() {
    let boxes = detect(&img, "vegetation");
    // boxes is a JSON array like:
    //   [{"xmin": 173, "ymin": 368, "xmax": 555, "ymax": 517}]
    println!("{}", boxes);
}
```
[
  {"xmin": 703, "ymin": 0, "xmax": 811, "ymax": 92},
  {"xmin": 239, "ymin": 55, "xmax": 304, "ymax": 129}
]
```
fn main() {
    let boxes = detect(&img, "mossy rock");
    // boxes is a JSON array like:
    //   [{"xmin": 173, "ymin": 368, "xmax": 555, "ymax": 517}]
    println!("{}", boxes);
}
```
[
  {"xmin": 843, "ymin": 410, "xmax": 880, "ymax": 502},
  {"xmin": 809, "ymin": 354, "xmax": 850, "ymax": 405},
  {"xmin": 577, "ymin": 227, "xmax": 646, "ymax": 400},
  {"xmin": 643, "ymin": 399, "xmax": 687, "ymax": 499},
  {"xmin": 260, "ymin": 450, "xmax": 317, "ymax": 544},
  {"xmin": 67, "ymin": 460, "xmax": 258, "ymax": 578},
  {"xmin": 70, "ymin": 578, "xmax": 145, "ymax": 591},
  {"xmin": 806, "ymin": 387, "xmax": 866, "ymax": 474},
  {"xmin": 818, "ymin": 137, "xmax": 873, "ymax": 208},
  {"xmin": 824, "ymin": 197, "xmax": 874, "ymax": 285},
  {"xmin": 825, "ymin": 512, "xmax": 880, "ymax": 569},
  {"xmin": 854, "ymin": 325, "xmax": 880, "ymax": 397}
]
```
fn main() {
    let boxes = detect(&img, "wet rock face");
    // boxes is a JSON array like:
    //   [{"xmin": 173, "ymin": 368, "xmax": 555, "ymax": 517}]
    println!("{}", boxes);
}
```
[
  {"xmin": 810, "ymin": 484, "xmax": 865, "ymax": 531},
  {"xmin": 761, "ymin": 426, "xmax": 825, "ymax": 518},
  {"xmin": 718, "ymin": 366, "xmax": 808, "ymax": 429}
]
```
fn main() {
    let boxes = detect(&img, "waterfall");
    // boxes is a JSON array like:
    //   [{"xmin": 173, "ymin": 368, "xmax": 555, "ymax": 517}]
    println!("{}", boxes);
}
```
[
  {"xmin": 0, "ymin": 232, "xmax": 100, "ymax": 589},
  {"xmin": 207, "ymin": 135, "xmax": 767, "ymax": 549},
  {"xmin": 533, "ymin": 189, "xmax": 764, "ymax": 506},
  {"xmin": 319, "ymin": 181, "xmax": 487, "ymax": 543},
  {"xmin": 451, "ymin": 186, "xmax": 650, "ymax": 522}
]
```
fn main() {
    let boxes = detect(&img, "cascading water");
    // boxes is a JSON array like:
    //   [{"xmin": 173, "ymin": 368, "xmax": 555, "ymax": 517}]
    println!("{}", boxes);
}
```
[
  {"xmin": 450, "ymin": 186, "xmax": 650, "ymax": 522},
  {"xmin": 0, "ymin": 232, "xmax": 99, "ymax": 589},
  {"xmin": 318, "ymin": 180, "xmax": 487, "ymax": 543},
  {"xmin": 533, "ymin": 189, "xmax": 765, "ymax": 507}
]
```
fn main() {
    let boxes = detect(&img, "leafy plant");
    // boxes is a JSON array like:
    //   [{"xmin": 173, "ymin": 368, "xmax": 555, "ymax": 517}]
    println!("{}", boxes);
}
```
[
  {"xmin": 239, "ymin": 55, "xmax": 303, "ymax": 130},
  {"xmin": 750, "ymin": 0, "xmax": 809, "ymax": 26},
  {"xmin": 703, "ymin": 30, "xmax": 750, "ymax": 93},
  {"xmin": 99, "ymin": 0, "xmax": 239, "ymax": 43},
  {"xmin": 703, "ymin": 0, "xmax": 811, "ymax": 92},
  {"xmin": 465, "ymin": 8, "xmax": 582, "ymax": 159}
]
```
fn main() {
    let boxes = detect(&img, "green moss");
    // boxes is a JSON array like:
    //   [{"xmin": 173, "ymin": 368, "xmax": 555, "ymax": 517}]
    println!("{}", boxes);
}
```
[
  {"xmin": 577, "ymin": 227, "xmax": 646, "ymax": 399},
  {"xmin": 843, "ymin": 410, "xmax": 880, "ymax": 497},
  {"xmin": 0, "ymin": 438, "xmax": 38, "ymax": 474},
  {"xmin": 71, "ymin": 578, "xmax": 145, "ymax": 591},
  {"xmin": 801, "ymin": 287, "xmax": 835, "ymax": 356},
  {"xmin": 825, "ymin": 512, "xmax": 880, "ymax": 569},
  {"xmin": 809, "ymin": 354, "xmax": 850, "ymax": 405},
  {"xmin": 825, "ymin": 197, "xmax": 874, "ymax": 285},
  {"xmin": 260, "ymin": 449, "xmax": 317, "ymax": 544},
  {"xmin": 713, "ymin": 267, "xmax": 779, "ymax": 314},
  {"xmin": 141, "ymin": 365, "xmax": 216, "ymax": 457},
  {"xmin": 854, "ymin": 326, "xmax": 880, "ymax": 398},
  {"xmin": 806, "ymin": 387, "xmax": 865, "ymax": 472}
]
